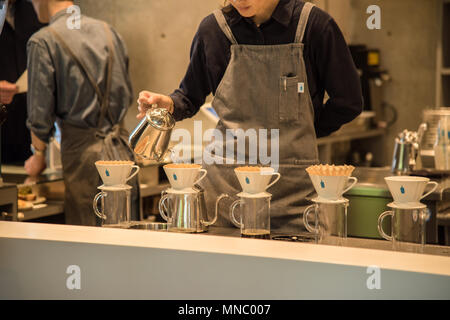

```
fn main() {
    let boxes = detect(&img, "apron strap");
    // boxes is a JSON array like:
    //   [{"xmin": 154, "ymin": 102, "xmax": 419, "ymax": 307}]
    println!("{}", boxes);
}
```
[
  {"xmin": 213, "ymin": 9, "xmax": 238, "ymax": 45},
  {"xmin": 48, "ymin": 23, "xmax": 115, "ymax": 130},
  {"xmin": 97, "ymin": 23, "xmax": 115, "ymax": 131},
  {"xmin": 294, "ymin": 2, "xmax": 315, "ymax": 44},
  {"xmin": 48, "ymin": 26, "xmax": 103, "ymax": 102}
]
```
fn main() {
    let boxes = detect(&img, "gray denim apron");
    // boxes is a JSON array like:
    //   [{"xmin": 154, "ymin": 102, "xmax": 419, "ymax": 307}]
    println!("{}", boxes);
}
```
[
  {"xmin": 49, "ymin": 24, "xmax": 139, "ymax": 226},
  {"xmin": 200, "ymin": 3, "xmax": 319, "ymax": 234}
]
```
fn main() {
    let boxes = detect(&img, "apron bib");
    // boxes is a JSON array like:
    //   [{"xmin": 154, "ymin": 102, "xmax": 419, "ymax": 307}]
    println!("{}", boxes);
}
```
[{"xmin": 200, "ymin": 3, "xmax": 319, "ymax": 234}]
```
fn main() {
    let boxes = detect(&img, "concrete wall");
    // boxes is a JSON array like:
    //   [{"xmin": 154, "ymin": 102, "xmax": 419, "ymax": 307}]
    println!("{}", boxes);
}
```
[
  {"xmin": 74, "ymin": 0, "xmax": 222, "ymax": 132},
  {"xmin": 75, "ymin": 0, "xmax": 441, "ymax": 166},
  {"xmin": 313, "ymin": 0, "xmax": 440, "ymax": 165}
]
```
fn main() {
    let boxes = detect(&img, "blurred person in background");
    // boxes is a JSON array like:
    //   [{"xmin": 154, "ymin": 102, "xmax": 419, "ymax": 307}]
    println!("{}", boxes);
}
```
[
  {"xmin": 0, "ymin": 0, "xmax": 45, "ymax": 164},
  {"xmin": 25, "ymin": 0, "xmax": 139, "ymax": 226}
]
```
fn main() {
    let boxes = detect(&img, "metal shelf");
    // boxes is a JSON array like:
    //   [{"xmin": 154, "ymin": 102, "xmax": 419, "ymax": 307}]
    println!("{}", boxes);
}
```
[
  {"xmin": 317, "ymin": 128, "xmax": 386, "ymax": 164},
  {"xmin": 19, "ymin": 201, "xmax": 64, "ymax": 221},
  {"xmin": 317, "ymin": 128, "xmax": 385, "ymax": 145}
]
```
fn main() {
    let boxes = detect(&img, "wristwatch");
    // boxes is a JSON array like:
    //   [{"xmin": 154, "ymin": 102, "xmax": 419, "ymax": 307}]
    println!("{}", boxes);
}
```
[{"xmin": 30, "ymin": 144, "xmax": 46, "ymax": 156}]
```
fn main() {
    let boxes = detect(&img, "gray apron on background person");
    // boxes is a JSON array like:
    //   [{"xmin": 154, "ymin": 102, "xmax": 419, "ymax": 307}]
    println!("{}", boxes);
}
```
[
  {"xmin": 200, "ymin": 3, "xmax": 319, "ymax": 234},
  {"xmin": 48, "ymin": 24, "xmax": 139, "ymax": 226}
]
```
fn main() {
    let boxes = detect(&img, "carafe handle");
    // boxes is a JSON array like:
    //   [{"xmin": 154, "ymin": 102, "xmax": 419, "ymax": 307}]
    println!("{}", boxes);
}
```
[
  {"xmin": 93, "ymin": 192, "xmax": 106, "ymax": 220},
  {"xmin": 230, "ymin": 199, "xmax": 243, "ymax": 228},
  {"xmin": 377, "ymin": 211, "xmax": 393, "ymax": 241},
  {"xmin": 160, "ymin": 190, "xmax": 169, "ymax": 212},
  {"xmin": 303, "ymin": 204, "xmax": 318, "ymax": 234},
  {"xmin": 203, "ymin": 193, "xmax": 228, "ymax": 227},
  {"xmin": 159, "ymin": 194, "xmax": 171, "ymax": 222}
]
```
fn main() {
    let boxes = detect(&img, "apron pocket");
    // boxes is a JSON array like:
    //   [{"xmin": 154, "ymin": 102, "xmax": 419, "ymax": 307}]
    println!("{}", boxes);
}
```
[{"xmin": 279, "ymin": 76, "xmax": 300, "ymax": 123}]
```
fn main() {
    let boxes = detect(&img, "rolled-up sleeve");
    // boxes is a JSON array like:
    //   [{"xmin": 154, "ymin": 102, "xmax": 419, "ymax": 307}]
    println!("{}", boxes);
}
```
[{"xmin": 26, "ymin": 38, "xmax": 56, "ymax": 143}]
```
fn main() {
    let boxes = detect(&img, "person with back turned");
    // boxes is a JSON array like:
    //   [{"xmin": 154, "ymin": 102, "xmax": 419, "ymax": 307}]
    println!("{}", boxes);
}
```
[{"xmin": 25, "ymin": 0, "xmax": 139, "ymax": 226}]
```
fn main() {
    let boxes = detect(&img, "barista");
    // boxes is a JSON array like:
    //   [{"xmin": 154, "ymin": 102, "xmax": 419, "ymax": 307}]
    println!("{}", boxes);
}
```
[
  {"xmin": 138, "ymin": 0, "xmax": 363, "ymax": 233},
  {"xmin": 25, "ymin": 0, "xmax": 139, "ymax": 226}
]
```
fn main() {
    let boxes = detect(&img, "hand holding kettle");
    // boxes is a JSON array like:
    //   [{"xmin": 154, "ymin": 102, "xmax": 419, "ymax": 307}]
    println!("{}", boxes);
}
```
[
  {"xmin": 137, "ymin": 91, "xmax": 174, "ymax": 120},
  {"xmin": 129, "ymin": 101, "xmax": 176, "ymax": 161}
]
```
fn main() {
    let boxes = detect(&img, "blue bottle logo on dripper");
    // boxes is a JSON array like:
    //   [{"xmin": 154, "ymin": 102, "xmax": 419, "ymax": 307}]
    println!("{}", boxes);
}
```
[
  {"xmin": 320, "ymin": 180, "xmax": 325, "ymax": 189},
  {"xmin": 245, "ymin": 177, "xmax": 250, "ymax": 184},
  {"xmin": 105, "ymin": 170, "xmax": 110, "ymax": 177},
  {"xmin": 400, "ymin": 186, "xmax": 405, "ymax": 194},
  {"xmin": 173, "ymin": 174, "xmax": 178, "ymax": 181}
]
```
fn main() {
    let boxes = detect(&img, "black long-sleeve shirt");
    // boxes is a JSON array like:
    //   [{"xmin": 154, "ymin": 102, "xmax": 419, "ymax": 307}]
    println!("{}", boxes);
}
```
[
  {"xmin": 170, "ymin": 0, "xmax": 362, "ymax": 138},
  {"xmin": 0, "ymin": 0, "xmax": 45, "ymax": 163}
]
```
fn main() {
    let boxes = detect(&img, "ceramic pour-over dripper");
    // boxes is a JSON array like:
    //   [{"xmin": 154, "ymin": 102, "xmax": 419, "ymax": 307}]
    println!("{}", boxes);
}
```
[
  {"xmin": 384, "ymin": 176, "xmax": 438, "ymax": 207},
  {"xmin": 95, "ymin": 160, "xmax": 140, "ymax": 186},
  {"xmin": 163, "ymin": 163, "xmax": 207, "ymax": 190},
  {"xmin": 306, "ymin": 164, "xmax": 358, "ymax": 201},
  {"xmin": 234, "ymin": 166, "xmax": 281, "ymax": 194}
]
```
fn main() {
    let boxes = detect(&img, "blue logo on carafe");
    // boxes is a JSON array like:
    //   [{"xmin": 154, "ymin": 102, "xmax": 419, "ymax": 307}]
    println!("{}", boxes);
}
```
[
  {"xmin": 173, "ymin": 174, "xmax": 178, "ymax": 181},
  {"xmin": 320, "ymin": 180, "xmax": 325, "ymax": 189},
  {"xmin": 105, "ymin": 170, "xmax": 110, "ymax": 177},
  {"xmin": 245, "ymin": 177, "xmax": 250, "ymax": 184},
  {"xmin": 400, "ymin": 186, "xmax": 405, "ymax": 194}
]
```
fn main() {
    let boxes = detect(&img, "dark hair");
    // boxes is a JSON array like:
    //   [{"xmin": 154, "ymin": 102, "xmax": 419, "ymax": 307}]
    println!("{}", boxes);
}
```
[{"xmin": 223, "ymin": 0, "xmax": 233, "ymax": 13}]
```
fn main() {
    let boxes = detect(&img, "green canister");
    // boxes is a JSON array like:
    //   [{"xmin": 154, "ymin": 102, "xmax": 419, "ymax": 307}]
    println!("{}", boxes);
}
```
[{"xmin": 344, "ymin": 184, "xmax": 393, "ymax": 239}]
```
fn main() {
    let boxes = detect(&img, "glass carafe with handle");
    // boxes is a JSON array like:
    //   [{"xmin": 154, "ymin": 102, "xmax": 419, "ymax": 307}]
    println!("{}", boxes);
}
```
[
  {"xmin": 93, "ymin": 185, "xmax": 132, "ymax": 228},
  {"xmin": 229, "ymin": 192, "xmax": 272, "ymax": 239},
  {"xmin": 303, "ymin": 198, "xmax": 349, "ymax": 246}
]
